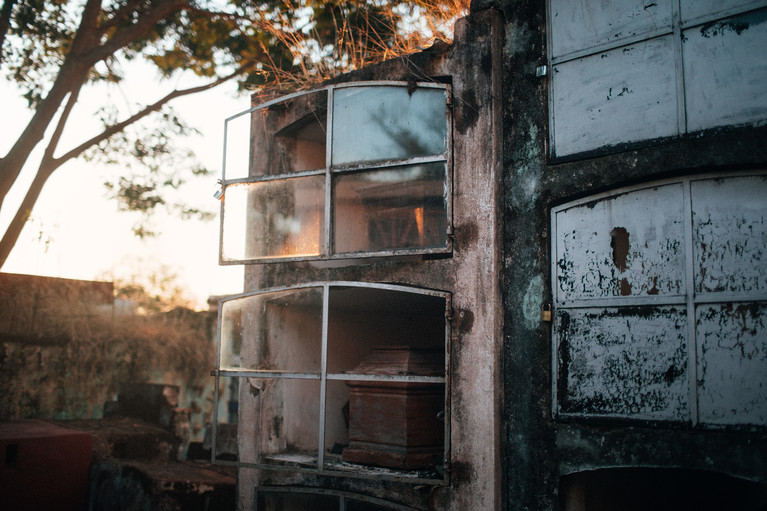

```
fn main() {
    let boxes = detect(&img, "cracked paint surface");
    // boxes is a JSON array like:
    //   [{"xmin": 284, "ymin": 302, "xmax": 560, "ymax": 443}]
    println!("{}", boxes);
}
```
[{"xmin": 556, "ymin": 306, "xmax": 688, "ymax": 420}]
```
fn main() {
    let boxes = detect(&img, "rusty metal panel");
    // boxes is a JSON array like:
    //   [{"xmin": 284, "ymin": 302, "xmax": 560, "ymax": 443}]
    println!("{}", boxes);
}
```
[
  {"xmin": 552, "ymin": 35, "xmax": 678, "ymax": 157},
  {"xmin": 683, "ymin": 9, "xmax": 767, "ymax": 133},
  {"xmin": 692, "ymin": 175, "xmax": 767, "ymax": 294},
  {"xmin": 549, "ymin": 0, "xmax": 672, "ymax": 59},
  {"xmin": 697, "ymin": 302, "xmax": 767, "ymax": 425},
  {"xmin": 555, "ymin": 306, "xmax": 688, "ymax": 420},
  {"xmin": 554, "ymin": 183, "xmax": 685, "ymax": 302}
]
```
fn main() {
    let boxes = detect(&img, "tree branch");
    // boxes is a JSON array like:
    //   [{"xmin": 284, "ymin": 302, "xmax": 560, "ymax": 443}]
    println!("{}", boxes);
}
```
[
  {"xmin": 86, "ymin": 0, "xmax": 189, "ymax": 66},
  {"xmin": 56, "ymin": 65, "xmax": 249, "ymax": 165}
]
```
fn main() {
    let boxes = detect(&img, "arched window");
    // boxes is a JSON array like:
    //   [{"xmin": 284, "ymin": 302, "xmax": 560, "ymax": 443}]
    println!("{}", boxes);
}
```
[
  {"xmin": 219, "ymin": 82, "xmax": 452, "ymax": 263},
  {"xmin": 213, "ymin": 282, "xmax": 451, "ymax": 483}
]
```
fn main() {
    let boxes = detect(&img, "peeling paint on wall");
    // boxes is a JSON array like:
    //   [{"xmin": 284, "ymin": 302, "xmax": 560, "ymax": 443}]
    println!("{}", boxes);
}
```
[
  {"xmin": 556, "ymin": 306, "xmax": 688, "ymax": 420},
  {"xmin": 554, "ymin": 183, "xmax": 685, "ymax": 302},
  {"xmin": 552, "ymin": 173, "xmax": 767, "ymax": 425},
  {"xmin": 692, "ymin": 175, "xmax": 767, "ymax": 294},
  {"xmin": 697, "ymin": 302, "xmax": 767, "ymax": 425}
]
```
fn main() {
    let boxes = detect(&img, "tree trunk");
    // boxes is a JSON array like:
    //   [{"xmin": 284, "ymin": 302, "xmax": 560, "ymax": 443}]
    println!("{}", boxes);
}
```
[{"xmin": 0, "ymin": 164, "xmax": 54, "ymax": 267}]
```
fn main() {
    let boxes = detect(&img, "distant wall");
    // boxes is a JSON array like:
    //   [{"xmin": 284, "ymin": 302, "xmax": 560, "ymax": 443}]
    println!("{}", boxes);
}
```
[{"xmin": 0, "ymin": 273, "xmax": 222, "ymax": 442}]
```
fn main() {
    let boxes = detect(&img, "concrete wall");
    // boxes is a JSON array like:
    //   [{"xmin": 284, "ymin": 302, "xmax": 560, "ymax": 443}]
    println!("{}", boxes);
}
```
[
  {"xmin": 232, "ymin": 10, "xmax": 504, "ymax": 511},
  {"xmin": 0, "ymin": 273, "xmax": 220, "ymax": 443},
  {"xmin": 467, "ymin": 0, "xmax": 767, "ymax": 508}
]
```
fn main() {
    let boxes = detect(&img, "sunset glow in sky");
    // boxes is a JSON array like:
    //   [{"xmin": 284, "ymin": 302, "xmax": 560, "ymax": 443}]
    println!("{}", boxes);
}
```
[{"xmin": 0, "ymin": 62, "xmax": 247, "ymax": 308}]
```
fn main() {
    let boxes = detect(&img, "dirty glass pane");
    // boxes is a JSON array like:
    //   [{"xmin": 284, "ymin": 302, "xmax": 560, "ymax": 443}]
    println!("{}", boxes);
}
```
[
  {"xmin": 554, "ymin": 183, "xmax": 686, "ymax": 301},
  {"xmin": 326, "ymin": 287, "xmax": 445, "ymax": 374},
  {"xmin": 555, "ymin": 306, "xmax": 689, "ymax": 420},
  {"xmin": 696, "ymin": 302, "xmax": 767, "ymax": 426},
  {"xmin": 333, "ymin": 163, "xmax": 447, "ymax": 253},
  {"xmin": 692, "ymin": 175, "xmax": 767, "ymax": 294},
  {"xmin": 241, "ymin": 378, "xmax": 321, "ymax": 466},
  {"xmin": 221, "ymin": 177, "xmax": 324, "ymax": 262},
  {"xmin": 223, "ymin": 112, "xmax": 252, "ymax": 181},
  {"xmin": 249, "ymin": 90, "xmax": 327, "ymax": 177},
  {"xmin": 331, "ymin": 86, "xmax": 447, "ymax": 165},
  {"xmin": 219, "ymin": 287, "xmax": 324, "ymax": 373},
  {"xmin": 257, "ymin": 491, "xmax": 338, "ymax": 511}
]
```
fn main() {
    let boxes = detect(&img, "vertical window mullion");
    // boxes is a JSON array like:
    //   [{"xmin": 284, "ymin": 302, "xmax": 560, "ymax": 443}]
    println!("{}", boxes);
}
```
[
  {"xmin": 682, "ymin": 179, "xmax": 698, "ymax": 426},
  {"xmin": 318, "ymin": 284, "xmax": 330, "ymax": 468},
  {"xmin": 324, "ymin": 87, "xmax": 335, "ymax": 257},
  {"xmin": 672, "ymin": 0, "xmax": 687, "ymax": 136},
  {"xmin": 212, "ymin": 299, "xmax": 223, "ymax": 463}
]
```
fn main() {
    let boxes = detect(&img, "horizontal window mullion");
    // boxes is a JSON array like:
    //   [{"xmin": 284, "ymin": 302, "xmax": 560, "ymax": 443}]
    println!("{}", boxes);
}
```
[
  {"xmin": 218, "ymin": 369, "xmax": 321, "ymax": 380},
  {"xmin": 330, "ymin": 155, "xmax": 447, "ymax": 174},
  {"xmin": 221, "ymin": 168, "xmax": 326, "ymax": 187},
  {"xmin": 555, "ymin": 295, "xmax": 688, "ymax": 309},
  {"xmin": 693, "ymin": 292, "xmax": 767, "ymax": 305},
  {"xmin": 327, "ymin": 373, "xmax": 445, "ymax": 384}
]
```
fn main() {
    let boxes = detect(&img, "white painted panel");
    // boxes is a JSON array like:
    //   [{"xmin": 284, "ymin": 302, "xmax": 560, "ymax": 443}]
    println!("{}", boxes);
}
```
[
  {"xmin": 680, "ymin": 0, "xmax": 767, "ymax": 25},
  {"xmin": 697, "ymin": 302, "xmax": 767, "ymax": 425},
  {"xmin": 550, "ymin": 0, "xmax": 672, "ymax": 58},
  {"xmin": 556, "ymin": 306, "xmax": 688, "ymax": 420},
  {"xmin": 684, "ymin": 9, "xmax": 767, "ymax": 133},
  {"xmin": 552, "ymin": 36, "xmax": 678, "ymax": 157},
  {"xmin": 692, "ymin": 175, "xmax": 767, "ymax": 294},
  {"xmin": 555, "ymin": 183, "xmax": 685, "ymax": 302}
]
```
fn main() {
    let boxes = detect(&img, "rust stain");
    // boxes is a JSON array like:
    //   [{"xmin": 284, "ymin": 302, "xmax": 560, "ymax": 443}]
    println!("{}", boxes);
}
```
[
  {"xmin": 610, "ymin": 227, "xmax": 630, "ymax": 272},
  {"xmin": 618, "ymin": 278, "xmax": 632, "ymax": 296}
]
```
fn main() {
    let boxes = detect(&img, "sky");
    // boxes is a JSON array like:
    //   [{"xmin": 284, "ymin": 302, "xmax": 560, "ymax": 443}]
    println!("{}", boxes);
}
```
[{"xmin": 0, "ymin": 62, "xmax": 248, "ymax": 309}]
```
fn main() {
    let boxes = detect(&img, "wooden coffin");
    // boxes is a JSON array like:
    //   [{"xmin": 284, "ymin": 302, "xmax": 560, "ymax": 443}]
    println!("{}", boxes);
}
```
[{"xmin": 342, "ymin": 346, "xmax": 444, "ymax": 470}]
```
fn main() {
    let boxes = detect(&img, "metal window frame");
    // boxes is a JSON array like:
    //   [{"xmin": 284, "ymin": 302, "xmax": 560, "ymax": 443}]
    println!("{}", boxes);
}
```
[
  {"xmin": 550, "ymin": 170, "xmax": 767, "ymax": 425},
  {"xmin": 212, "ymin": 281, "xmax": 452, "ymax": 484},
  {"xmin": 254, "ymin": 486, "xmax": 422, "ymax": 511},
  {"xmin": 545, "ymin": 0, "xmax": 767, "ymax": 159},
  {"xmin": 219, "ymin": 81, "xmax": 453, "ymax": 264}
]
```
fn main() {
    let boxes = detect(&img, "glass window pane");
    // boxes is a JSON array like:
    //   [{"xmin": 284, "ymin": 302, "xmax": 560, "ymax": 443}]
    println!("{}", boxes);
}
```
[
  {"xmin": 220, "ymin": 287, "xmax": 324, "ymax": 373},
  {"xmin": 239, "ymin": 379, "xmax": 321, "ymax": 466},
  {"xmin": 221, "ymin": 177, "xmax": 324, "ymax": 262},
  {"xmin": 333, "ymin": 163, "xmax": 447, "ymax": 254},
  {"xmin": 223, "ymin": 112, "xmax": 252, "ymax": 181},
  {"xmin": 250, "ymin": 90, "xmax": 327, "ymax": 177},
  {"xmin": 331, "ymin": 86, "xmax": 447, "ymax": 165},
  {"xmin": 326, "ymin": 287, "xmax": 446, "ymax": 374}
]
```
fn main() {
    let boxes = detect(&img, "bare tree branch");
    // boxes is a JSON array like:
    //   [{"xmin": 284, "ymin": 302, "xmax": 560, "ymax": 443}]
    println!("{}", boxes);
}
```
[{"xmin": 56, "ymin": 65, "xmax": 249, "ymax": 165}]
